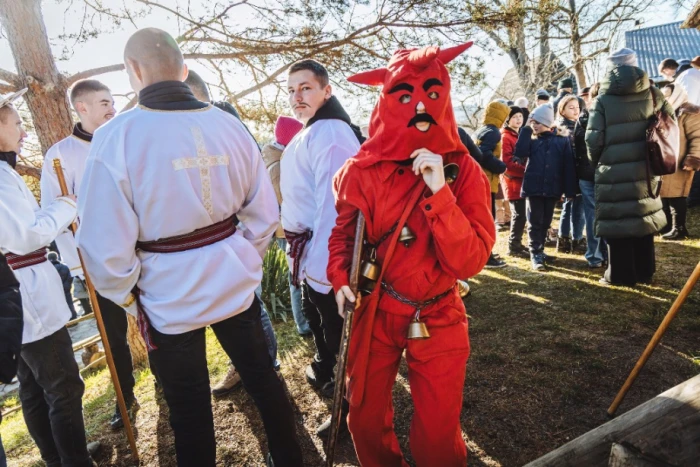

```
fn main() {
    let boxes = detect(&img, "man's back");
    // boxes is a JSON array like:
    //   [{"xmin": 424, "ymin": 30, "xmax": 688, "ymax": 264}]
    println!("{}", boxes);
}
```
[
  {"xmin": 677, "ymin": 68, "xmax": 700, "ymax": 105},
  {"xmin": 77, "ymin": 104, "xmax": 278, "ymax": 334}
]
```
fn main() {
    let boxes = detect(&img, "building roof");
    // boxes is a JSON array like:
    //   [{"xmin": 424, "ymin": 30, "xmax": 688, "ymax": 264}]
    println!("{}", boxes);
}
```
[{"xmin": 626, "ymin": 21, "xmax": 700, "ymax": 81}]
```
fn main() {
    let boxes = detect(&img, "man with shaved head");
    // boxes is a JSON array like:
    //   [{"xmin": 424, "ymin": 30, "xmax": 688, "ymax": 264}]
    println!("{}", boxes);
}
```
[{"xmin": 76, "ymin": 28, "xmax": 303, "ymax": 466}]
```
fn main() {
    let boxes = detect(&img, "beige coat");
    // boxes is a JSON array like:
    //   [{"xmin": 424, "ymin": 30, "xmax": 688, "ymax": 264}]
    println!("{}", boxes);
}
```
[
  {"xmin": 261, "ymin": 143, "xmax": 285, "ymax": 238},
  {"xmin": 660, "ymin": 103, "xmax": 700, "ymax": 198}
]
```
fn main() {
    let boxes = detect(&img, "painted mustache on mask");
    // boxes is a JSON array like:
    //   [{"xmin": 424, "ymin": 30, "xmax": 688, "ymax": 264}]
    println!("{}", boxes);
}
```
[{"xmin": 407, "ymin": 113, "xmax": 437, "ymax": 128}]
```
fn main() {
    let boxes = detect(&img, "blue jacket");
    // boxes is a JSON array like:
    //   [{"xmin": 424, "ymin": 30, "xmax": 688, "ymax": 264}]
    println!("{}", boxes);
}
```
[{"xmin": 514, "ymin": 126, "xmax": 577, "ymax": 199}]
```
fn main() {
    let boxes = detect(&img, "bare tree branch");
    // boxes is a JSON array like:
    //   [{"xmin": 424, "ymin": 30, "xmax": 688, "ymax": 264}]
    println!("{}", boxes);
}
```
[
  {"xmin": 0, "ymin": 68, "xmax": 19, "ymax": 86},
  {"xmin": 66, "ymin": 64, "xmax": 126, "ymax": 85}
]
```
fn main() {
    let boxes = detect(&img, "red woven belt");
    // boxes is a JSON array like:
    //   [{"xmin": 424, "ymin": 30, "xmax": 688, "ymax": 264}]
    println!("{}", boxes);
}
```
[
  {"xmin": 137, "ymin": 215, "xmax": 238, "ymax": 253},
  {"xmin": 284, "ymin": 229, "xmax": 313, "ymax": 288},
  {"xmin": 6, "ymin": 248, "xmax": 48, "ymax": 270}
]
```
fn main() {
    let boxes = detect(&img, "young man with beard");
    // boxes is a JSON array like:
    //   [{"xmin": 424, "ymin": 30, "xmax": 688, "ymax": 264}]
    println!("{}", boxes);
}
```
[
  {"xmin": 0, "ymin": 90, "xmax": 98, "ymax": 467},
  {"xmin": 327, "ymin": 44, "xmax": 495, "ymax": 466},
  {"xmin": 76, "ymin": 28, "xmax": 302, "ymax": 467},
  {"xmin": 40, "ymin": 79, "xmax": 140, "ymax": 431},
  {"xmin": 281, "ymin": 59, "xmax": 361, "ymax": 437}
]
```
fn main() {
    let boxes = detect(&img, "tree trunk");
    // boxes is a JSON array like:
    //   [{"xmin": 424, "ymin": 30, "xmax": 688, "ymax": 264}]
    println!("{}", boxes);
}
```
[
  {"xmin": 126, "ymin": 314, "xmax": 148, "ymax": 368},
  {"xmin": 0, "ymin": 0, "xmax": 73, "ymax": 156}
]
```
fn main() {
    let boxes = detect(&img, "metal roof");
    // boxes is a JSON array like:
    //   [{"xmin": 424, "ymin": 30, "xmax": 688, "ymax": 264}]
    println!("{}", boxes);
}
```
[{"xmin": 625, "ymin": 21, "xmax": 700, "ymax": 81}]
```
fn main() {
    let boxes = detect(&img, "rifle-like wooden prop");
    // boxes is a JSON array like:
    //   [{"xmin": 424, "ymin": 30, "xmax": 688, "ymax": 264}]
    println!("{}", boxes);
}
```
[
  {"xmin": 326, "ymin": 212, "xmax": 366, "ymax": 466},
  {"xmin": 53, "ymin": 159, "xmax": 140, "ymax": 463},
  {"xmin": 608, "ymin": 260, "xmax": 700, "ymax": 417}
]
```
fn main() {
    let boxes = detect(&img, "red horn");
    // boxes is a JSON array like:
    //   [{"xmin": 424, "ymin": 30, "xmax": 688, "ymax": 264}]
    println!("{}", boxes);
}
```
[
  {"xmin": 437, "ymin": 42, "xmax": 474, "ymax": 65},
  {"xmin": 348, "ymin": 68, "xmax": 388, "ymax": 86}
]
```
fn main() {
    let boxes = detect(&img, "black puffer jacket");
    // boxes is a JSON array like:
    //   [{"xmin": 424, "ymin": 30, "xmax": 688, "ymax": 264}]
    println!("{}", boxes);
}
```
[
  {"xmin": 0, "ymin": 253, "xmax": 23, "ymax": 384},
  {"xmin": 560, "ymin": 115, "xmax": 594, "ymax": 182}
]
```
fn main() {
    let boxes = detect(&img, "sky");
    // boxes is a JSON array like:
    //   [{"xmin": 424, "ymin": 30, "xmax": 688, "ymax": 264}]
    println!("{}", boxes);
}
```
[{"xmin": 0, "ymin": 0, "xmax": 692, "ymax": 124}]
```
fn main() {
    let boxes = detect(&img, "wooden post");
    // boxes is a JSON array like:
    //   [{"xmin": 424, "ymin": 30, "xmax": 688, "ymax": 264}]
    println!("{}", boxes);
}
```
[
  {"xmin": 53, "ymin": 159, "xmax": 139, "ymax": 462},
  {"xmin": 608, "ymin": 261, "xmax": 700, "ymax": 417}
]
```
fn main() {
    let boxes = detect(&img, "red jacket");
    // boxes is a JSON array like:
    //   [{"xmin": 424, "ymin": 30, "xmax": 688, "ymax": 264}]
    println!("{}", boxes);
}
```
[
  {"xmin": 327, "ymin": 151, "xmax": 495, "ymax": 314},
  {"xmin": 500, "ymin": 127, "xmax": 525, "ymax": 201}
]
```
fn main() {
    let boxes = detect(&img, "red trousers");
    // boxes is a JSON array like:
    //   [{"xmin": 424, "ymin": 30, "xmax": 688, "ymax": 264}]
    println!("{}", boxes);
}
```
[{"xmin": 347, "ymin": 303, "xmax": 470, "ymax": 467}]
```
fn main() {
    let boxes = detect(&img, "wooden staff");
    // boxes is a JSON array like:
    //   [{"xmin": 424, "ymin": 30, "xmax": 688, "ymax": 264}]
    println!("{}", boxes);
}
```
[
  {"xmin": 53, "ymin": 159, "xmax": 140, "ymax": 462},
  {"xmin": 326, "ymin": 212, "xmax": 365, "ymax": 467},
  {"xmin": 608, "ymin": 260, "xmax": 700, "ymax": 417}
]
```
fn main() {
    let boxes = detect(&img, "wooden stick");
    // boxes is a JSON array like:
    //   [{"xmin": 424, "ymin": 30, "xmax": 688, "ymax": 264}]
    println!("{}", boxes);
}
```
[
  {"xmin": 326, "ymin": 211, "xmax": 365, "ymax": 467},
  {"xmin": 53, "ymin": 159, "xmax": 140, "ymax": 462},
  {"xmin": 608, "ymin": 260, "xmax": 700, "ymax": 417}
]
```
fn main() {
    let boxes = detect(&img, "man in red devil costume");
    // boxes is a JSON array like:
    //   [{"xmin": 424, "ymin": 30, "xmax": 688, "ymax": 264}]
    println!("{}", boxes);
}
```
[{"xmin": 327, "ymin": 43, "xmax": 496, "ymax": 466}]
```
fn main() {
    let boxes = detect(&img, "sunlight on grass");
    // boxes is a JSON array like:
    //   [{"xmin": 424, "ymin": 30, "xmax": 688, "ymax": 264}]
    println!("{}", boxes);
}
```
[
  {"xmin": 479, "ymin": 269, "xmax": 528, "ymax": 285},
  {"xmin": 509, "ymin": 291, "xmax": 550, "ymax": 304}
]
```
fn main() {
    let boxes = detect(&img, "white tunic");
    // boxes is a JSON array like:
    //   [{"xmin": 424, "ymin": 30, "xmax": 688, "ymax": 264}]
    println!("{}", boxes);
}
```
[
  {"xmin": 40, "ymin": 134, "xmax": 90, "ymax": 278},
  {"xmin": 76, "ymin": 104, "xmax": 278, "ymax": 335},
  {"xmin": 0, "ymin": 161, "xmax": 77, "ymax": 344},
  {"xmin": 676, "ymin": 68, "xmax": 700, "ymax": 106},
  {"xmin": 280, "ymin": 119, "xmax": 360, "ymax": 294}
]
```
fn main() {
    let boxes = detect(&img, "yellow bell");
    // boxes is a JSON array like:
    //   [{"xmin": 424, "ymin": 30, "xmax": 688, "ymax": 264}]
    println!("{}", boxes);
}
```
[
  {"xmin": 457, "ymin": 280, "xmax": 470, "ymax": 298},
  {"xmin": 360, "ymin": 260, "xmax": 381, "ymax": 281},
  {"xmin": 444, "ymin": 163, "xmax": 459, "ymax": 185},
  {"xmin": 398, "ymin": 226, "xmax": 417, "ymax": 247}
]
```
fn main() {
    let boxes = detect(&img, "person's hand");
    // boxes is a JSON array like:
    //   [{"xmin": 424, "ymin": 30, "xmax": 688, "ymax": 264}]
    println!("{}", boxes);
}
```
[
  {"xmin": 336, "ymin": 285, "xmax": 355, "ymax": 318},
  {"xmin": 410, "ymin": 148, "xmax": 445, "ymax": 194},
  {"xmin": 62, "ymin": 194, "xmax": 77, "ymax": 202}
]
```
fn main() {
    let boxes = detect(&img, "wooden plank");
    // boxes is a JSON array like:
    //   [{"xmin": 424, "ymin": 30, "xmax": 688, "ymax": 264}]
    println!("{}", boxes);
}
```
[
  {"xmin": 608, "ymin": 443, "xmax": 672, "ymax": 467},
  {"xmin": 526, "ymin": 375, "xmax": 700, "ymax": 467}
]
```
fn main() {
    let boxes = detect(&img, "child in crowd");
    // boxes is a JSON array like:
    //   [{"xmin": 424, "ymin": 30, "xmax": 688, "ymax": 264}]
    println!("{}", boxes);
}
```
[
  {"xmin": 500, "ymin": 106, "xmax": 527, "ymax": 257},
  {"xmin": 514, "ymin": 105, "xmax": 577, "ymax": 270}
]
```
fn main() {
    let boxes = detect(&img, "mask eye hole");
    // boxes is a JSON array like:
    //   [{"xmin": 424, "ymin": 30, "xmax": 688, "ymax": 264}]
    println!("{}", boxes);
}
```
[
  {"xmin": 399, "ymin": 94, "xmax": 411, "ymax": 104},
  {"xmin": 428, "ymin": 91, "xmax": 439, "ymax": 100}
]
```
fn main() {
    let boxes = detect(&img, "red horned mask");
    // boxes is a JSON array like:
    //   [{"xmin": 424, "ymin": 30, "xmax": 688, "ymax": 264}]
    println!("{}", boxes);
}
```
[{"xmin": 349, "ymin": 42, "xmax": 473, "ymax": 165}]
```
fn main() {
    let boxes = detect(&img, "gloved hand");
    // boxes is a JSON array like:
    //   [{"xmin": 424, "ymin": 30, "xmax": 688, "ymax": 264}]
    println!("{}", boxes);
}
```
[{"xmin": 72, "ymin": 276, "xmax": 89, "ymax": 300}]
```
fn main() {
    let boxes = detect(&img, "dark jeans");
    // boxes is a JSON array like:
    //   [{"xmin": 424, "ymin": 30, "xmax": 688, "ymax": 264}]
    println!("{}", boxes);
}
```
[
  {"xmin": 688, "ymin": 172, "xmax": 700, "ymax": 207},
  {"xmin": 508, "ymin": 199, "xmax": 526, "ymax": 249},
  {"xmin": 662, "ymin": 197, "xmax": 688, "ymax": 230},
  {"xmin": 0, "ymin": 426, "xmax": 6, "ymax": 467},
  {"xmin": 97, "ymin": 292, "xmax": 136, "ymax": 405},
  {"xmin": 301, "ymin": 281, "xmax": 344, "ymax": 375},
  {"xmin": 147, "ymin": 298, "xmax": 303, "ymax": 467},
  {"xmin": 17, "ymin": 327, "xmax": 91, "ymax": 467},
  {"xmin": 526, "ymin": 196, "xmax": 557, "ymax": 255},
  {"xmin": 64, "ymin": 292, "xmax": 77, "ymax": 320},
  {"xmin": 605, "ymin": 235, "xmax": 656, "ymax": 286},
  {"xmin": 558, "ymin": 195, "xmax": 585, "ymax": 240},
  {"xmin": 579, "ymin": 180, "xmax": 606, "ymax": 266}
]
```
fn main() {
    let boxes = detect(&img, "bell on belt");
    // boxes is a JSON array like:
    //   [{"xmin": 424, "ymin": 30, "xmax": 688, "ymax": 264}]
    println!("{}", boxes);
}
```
[
  {"xmin": 398, "ymin": 226, "xmax": 417, "ymax": 247},
  {"xmin": 444, "ymin": 163, "xmax": 459, "ymax": 185},
  {"xmin": 360, "ymin": 247, "xmax": 380, "ymax": 294},
  {"xmin": 457, "ymin": 280, "xmax": 470, "ymax": 298},
  {"xmin": 407, "ymin": 310, "xmax": 430, "ymax": 340}
]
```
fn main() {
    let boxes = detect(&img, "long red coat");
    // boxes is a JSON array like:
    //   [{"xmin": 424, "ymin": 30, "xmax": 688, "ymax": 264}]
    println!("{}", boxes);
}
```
[{"xmin": 500, "ymin": 127, "xmax": 525, "ymax": 201}]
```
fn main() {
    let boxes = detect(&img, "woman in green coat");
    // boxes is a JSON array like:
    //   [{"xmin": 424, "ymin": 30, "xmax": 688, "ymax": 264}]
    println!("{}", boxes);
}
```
[{"xmin": 585, "ymin": 48, "xmax": 674, "ymax": 286}]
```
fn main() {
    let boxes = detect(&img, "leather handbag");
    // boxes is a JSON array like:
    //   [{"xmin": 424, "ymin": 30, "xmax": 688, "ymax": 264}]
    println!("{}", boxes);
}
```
[{"xmin": 645, "ymin": 89, "xmax": 679, "ymax": 198}]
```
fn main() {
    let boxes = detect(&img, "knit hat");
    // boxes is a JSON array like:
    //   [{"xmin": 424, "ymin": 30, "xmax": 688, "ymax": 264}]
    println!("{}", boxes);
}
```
[
  {"xmin": 558, "ymin": 78, "xmax": 574, "ymax": 90},
  {"xmin": 608, "ymin": 48, "xmax": 638, "ymax": 67},
  {"xmin": 506, "ymin": 105, "xmax": 524, "ymax": 126},
  {"xmin": 274, "ymin": 116, "xmax": 303, "ymax": 147},
  {"xmin": 579, "ymin": 87, "xmax": 591, "ymax": 97},
  {"xmin": 514, "ymin": 97, "xmax": 528, "ymax": 108},
  {"xmin": 535, "ymin": 89, "xmax": 550, "ymax": 101},
  {"xmin": 529, "ymin": 104, "xmax": 555, "ymax": 128}
]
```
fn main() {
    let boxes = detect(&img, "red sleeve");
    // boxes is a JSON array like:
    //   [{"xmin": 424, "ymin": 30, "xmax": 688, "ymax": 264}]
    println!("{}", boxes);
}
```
[
  {"xmin": 419, "ymin": 156, "xmax": 496, "ymax": 279},
  {"xmin": 502, "ymin": 132, "xmax": 525, "ymax": 177},
  {"xmin": 327, "ymin": 162, "xmax": 359, "ymax": 293}
]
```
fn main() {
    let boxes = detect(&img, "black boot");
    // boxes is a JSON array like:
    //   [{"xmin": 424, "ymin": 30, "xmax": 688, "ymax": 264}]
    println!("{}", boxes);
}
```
[
  {"xmin": 556, "ymin": 236, "xmax": 572, "ymax": 253},
  {"xmin": 305, "ymin": 358, "xmax": 333, "ymax": 391},
  {"xmin": 662, "ymin": 226, "xmax": 689, "ymax": 240},
  {"xmin": 109, "ymin": 398, "xmax": 139, "ymax": 430}
]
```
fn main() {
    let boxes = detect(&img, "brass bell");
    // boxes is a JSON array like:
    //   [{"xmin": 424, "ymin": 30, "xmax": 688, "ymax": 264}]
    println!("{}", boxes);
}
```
[
  {"xmin": 457, "ymin": 280, "xmax": 470, "ymax": 298},
  {"xmin": 360, "ymin": 247, "xmax": 381, "ymax": 281},
  {"xmin": 398, "ymin": 226, "xmax": 417, "ymax": 247},
  {"xmin": 444, "ymin": 163, "xmax": 459, "ymax": 185},
  {"xmin": 407, "ymin": 311, "xmax": 430, "ymax": 340}
]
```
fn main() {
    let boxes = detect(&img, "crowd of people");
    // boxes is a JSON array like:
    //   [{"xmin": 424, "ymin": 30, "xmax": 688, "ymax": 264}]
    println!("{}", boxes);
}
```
[
  {"xmin": 0, "ymin": 25, "xmax": 697, "ymax": 467},
  {"xmin": 470, "ymin": 49, "xmax": 698, "ymax": 286}
]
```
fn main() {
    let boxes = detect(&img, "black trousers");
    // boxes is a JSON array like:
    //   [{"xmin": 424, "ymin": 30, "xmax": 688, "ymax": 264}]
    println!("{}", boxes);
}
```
[
  {"xmin": 662, "ymin": 197, "xmax": 688, "ymax": 230},
  {"xmin": 64, "ymin": 292, "xmax": 77, "ymax": 320},
  {"xmin": 17, "ymin": 327, "xmax": 91, "ymax": 467},
  {"xmin": 301, "ymin": 281, "xmax": 344, "ymax": 375},
  {"xmin": 147, "ymin": 298, "xmax": 303, "ymax": 467},
  {"xmin": 508, "ymin": 199, "xmax": 527, "ymax": 249},
  {"xmin": 604, "ymin": 235, "xmax": 656, "ymax": 286},
  {"xmin": 97, "ymin": 292, "xmax": 136, "ymax": 405},
  {"xmin": 526, "ymin": 196, "xmax": 557, "ymax": 255}
]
